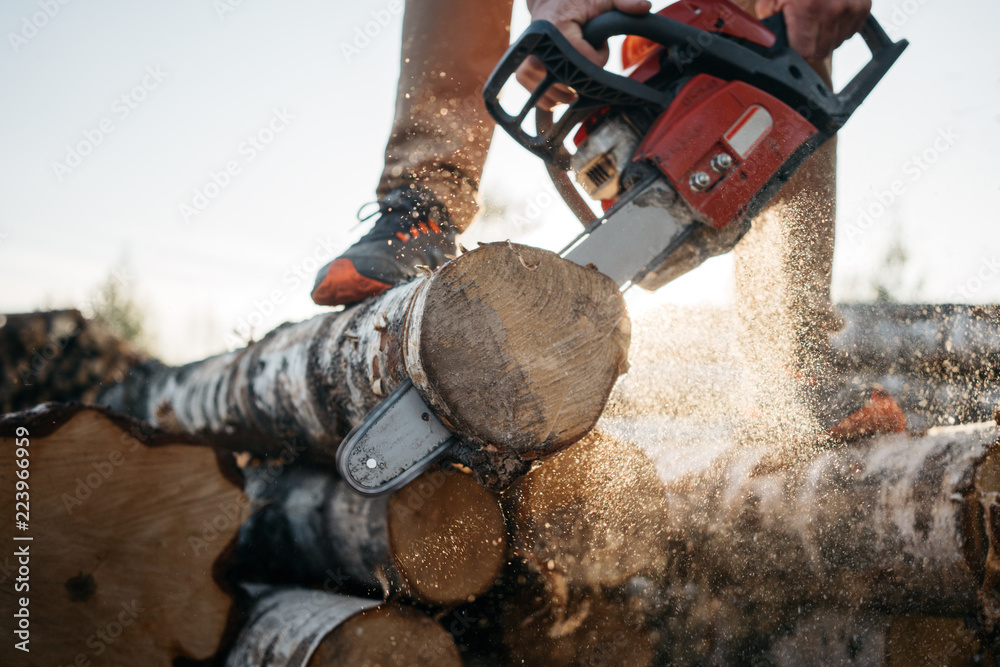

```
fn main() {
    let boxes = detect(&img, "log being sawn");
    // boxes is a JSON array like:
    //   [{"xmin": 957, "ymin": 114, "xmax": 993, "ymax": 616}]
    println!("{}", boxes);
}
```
[{"xmin": 99, "ymin": 242, "xmax": 630, "ymax": 487}]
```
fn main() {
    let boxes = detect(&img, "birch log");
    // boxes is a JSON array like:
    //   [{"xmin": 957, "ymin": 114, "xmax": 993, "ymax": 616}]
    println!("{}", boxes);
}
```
[
  {"xmin": 636, "ymin": 421, "xmax": 1000, "ymax": 662},
  {"xmin": 0, "ymin": 404, "xmax": 248, "ymax": 666},
  {"xmin": 98, "ymin": 242, "xmax": 630, "ymax": 483},
  {"xmin": 833, "ymin": 304, "xmax": 1000, "ymax": 382},
  {"xmin": 225, "ymin": 586, "xmax": 461, "ymax": 667},
  {"xmin": 503, "ymin": 429, "xmax": 670, "ymax": 591},
  {"xmin": 230, "ymin": 464, "xmax": 507, "ymax": 606},
  {"xmin": 762, "ymin": 610, "xmax": 984, "ymax": 667},
  {"xmin": 505, "ymin": 419, "xmax": 1000, "ymax": 662}
]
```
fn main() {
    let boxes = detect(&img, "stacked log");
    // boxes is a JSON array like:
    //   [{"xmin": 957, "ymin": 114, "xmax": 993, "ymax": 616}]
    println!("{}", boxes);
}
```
[
  {"xmin": 606, "ymin": 303, "xmax": 1000, "ymax": 428},
  {"xmin": 231, "ymin": 464, "xmax": 507, "ymax": 606},
  {"xmin": 98, "ymin": 241, "xmax": 630, "ymax": 488},
  {"xmin": 0, "ymin": 310, "xmax": 143, "ymax": 413},
  {"xmin": 225, "ymin": 586, "xmax": 461, "ymax": 667},
  {"xmin": 492, "ymin": 430, "xmax": 671, "ymax": 665},
  {"xmin": 498, "ymin": 418, "xmax": 1000, "ymax": 665},
  {"xmin": 0, "ymin": 405, "xmax": 247, "ymax": 666}
]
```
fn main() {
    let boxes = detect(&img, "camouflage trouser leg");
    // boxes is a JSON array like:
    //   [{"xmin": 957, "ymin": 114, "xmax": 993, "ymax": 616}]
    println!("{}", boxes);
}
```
[
  {"xmin": 729, "ymin": 0, "xmax": 841, "ymax": 380},
  {"xmin": 377, "ymin": 0, "xmax": 516, "ymax": 231}
]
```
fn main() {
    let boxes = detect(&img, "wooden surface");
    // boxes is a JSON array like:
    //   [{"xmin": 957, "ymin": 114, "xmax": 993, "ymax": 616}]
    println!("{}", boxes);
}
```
[
  {"xmin": 310, "ymin": 604, "xmax": 461, "ymax": 667},
  {"xmin": 0, "ymin": 405, "xmax": 246, "ymax": 666},
  {"xmin": 387, "ymin": 466, "xmax": 507, "ymax": 606},
  {"xmin": 504, "ymin": 430, "xmax": 668, "ymax": 591},
  {"xmin": 411, "ymin": 242, "xmax": 630, "ymax": 458}
]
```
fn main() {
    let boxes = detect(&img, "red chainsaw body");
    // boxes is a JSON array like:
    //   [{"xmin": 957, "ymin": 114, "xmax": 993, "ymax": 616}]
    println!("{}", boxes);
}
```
[
  {"xmin": 634, "ymin": 74, "xmax": 818, "ymax": 228},
  {"xmin": 577, "ymin": 0, "xmax": 820, "ymax": 227}
]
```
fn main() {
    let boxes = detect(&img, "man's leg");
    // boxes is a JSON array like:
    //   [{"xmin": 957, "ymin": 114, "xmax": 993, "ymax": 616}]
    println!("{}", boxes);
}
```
[
  {"xmin": 729, "ymin": 0, "xmax": 843, "ymax": 440},
  {"xmin": 313, "ymin": 0, "xmax": 515, "ymax": 306},
  {"xmin": 380, "ymin": 0, "xmax": 516, "ymax": 231},
  {"xmin": 730, "ymin": 0, "xmax": 904, "ymax": 445}
]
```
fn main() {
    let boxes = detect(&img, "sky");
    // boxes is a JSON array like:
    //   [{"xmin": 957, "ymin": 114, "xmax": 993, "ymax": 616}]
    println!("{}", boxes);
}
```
[{"xmin": 1, "ymin": 0, "xmax": 998, "ymax": 364}]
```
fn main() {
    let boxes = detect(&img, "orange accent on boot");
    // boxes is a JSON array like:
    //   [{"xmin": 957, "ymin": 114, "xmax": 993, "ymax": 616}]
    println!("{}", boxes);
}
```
[
  {"xmin": 417, "ymin": 222, "xmax": 430, "ymax": 235},
  {"xmin": 827, "ymin": 387, "xmax": 907, "ymax": 443},
  {"xmin": 311, "ymin": 258, "xmax": 391, "ymax": 306},
  {"xmin": 428, "ymin": 220, "xmax": 442, "ymax": 233}
]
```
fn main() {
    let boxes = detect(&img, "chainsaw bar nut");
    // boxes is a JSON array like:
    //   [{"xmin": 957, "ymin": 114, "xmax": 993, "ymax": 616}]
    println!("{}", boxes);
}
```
[
  {"xmin": 710, "ymin": 153, "xmax": 733, "ymax": 173},
  {"xmin": 689, "ymin": 171, "xmax": 711, "ymax": 192}
]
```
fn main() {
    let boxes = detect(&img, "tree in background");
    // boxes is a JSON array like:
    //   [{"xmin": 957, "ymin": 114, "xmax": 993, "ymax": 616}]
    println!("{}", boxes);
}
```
[{"xmin": 85, "ymin": 262, "xmax": 155, "ymax": 354}]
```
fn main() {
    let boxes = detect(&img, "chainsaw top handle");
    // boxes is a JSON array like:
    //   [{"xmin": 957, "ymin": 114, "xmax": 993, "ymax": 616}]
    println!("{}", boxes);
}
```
[
  {"xmin": 581, "ymin": 9, "xmax": 905, "ymax": 132},
  {"xmin": 483, "ymin": 2, "xmax": 906, "ymax": 167}
]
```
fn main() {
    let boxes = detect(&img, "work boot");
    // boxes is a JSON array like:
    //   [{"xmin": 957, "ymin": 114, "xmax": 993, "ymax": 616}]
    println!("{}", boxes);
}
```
[
  {"xmin": 311, "ymin": 186, "xmax": 457, "ymax": 306},
  {"xmin": 737, "ymin": 368, "xmax": 907, "ymax": 454},
  {"xmin": 809, "ymin": 378, "xmax": 907, "ymax": 443}
]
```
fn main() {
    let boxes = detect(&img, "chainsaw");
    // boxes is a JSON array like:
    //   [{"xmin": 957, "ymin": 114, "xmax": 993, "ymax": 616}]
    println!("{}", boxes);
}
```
[{"xmin": 337, "ymin": 0, "xmax": 907, "ymax": 494}]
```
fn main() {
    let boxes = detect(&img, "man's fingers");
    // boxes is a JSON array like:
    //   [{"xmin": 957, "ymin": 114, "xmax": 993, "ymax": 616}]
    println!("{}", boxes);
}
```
[
  {"xmin": 515, "ymin": 56, "xmax": 578, "ymax": 111},
  {"xmin": 517, "ymin": 0, "xmax": 652, "ymax": 108},
  {"xmin": 612, "ymin": 0, "xmax": 653, "ymax": 15},
  {"xmin": 516, "ymin": 55, "xmax": 548, "ymax": 92}
]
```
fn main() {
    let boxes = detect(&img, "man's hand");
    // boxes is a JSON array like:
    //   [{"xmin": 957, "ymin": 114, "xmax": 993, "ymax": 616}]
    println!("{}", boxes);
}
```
[
  {"xmin": 756, "ymin": 0, "xmax": 871, "ymax": 60},
  {"xmin": 517, "ymin": 0, "xmax": 651, "ymax": 108}
]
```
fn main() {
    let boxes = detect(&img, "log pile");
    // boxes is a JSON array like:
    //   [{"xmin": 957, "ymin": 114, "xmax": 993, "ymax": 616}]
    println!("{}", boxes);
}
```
[
  {"xmin": 231, "ymin": 464, "xmax": 507, "ymax": 607},
  {"xmin": 225, "ymin": 586, "xmax": 462, "ymax": 667},
  {"xmin": 0, "ymin": 309, "xmax": 143, "ymax": 413},
  {"xmin": 4, "ymin": 243, "xmax": 1000, "ymax": 665}
]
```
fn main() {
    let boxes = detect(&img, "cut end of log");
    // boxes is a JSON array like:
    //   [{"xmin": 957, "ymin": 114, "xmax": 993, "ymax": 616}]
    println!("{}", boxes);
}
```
[
  {"xmin": 501, "ymin": 582, "xmax": 658, "ymax": 667},
  {"xmin": 885, "ymin": 615, "xmax": 982, "ymax": 666},
  {"xmin": 387, "ymin": 467, "xmax": 507, "ymax": 606},
  {"xmin": 504, "ymin": 430, "xmax": 669, "ymax": 590},
  {"xmin": 0, "ymin": 406, "xmax": 246, "ymax": 666},
  {"xmin": 309, "ymin": 604, "xmax": 461, "ymax": 667},
  {"xmin": 411, "ymin": 241, "xmax": 630, "ymax": 457}
]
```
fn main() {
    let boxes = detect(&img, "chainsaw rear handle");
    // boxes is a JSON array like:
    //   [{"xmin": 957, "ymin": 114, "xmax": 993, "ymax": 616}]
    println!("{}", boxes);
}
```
[{"xmin": 580, "ymin": 9, "xmax": 907, "ymax": 134}]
